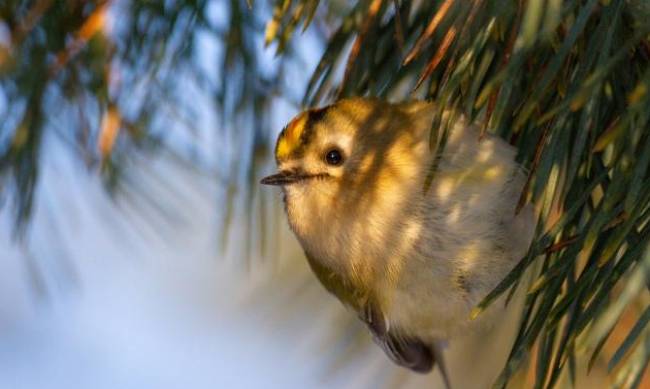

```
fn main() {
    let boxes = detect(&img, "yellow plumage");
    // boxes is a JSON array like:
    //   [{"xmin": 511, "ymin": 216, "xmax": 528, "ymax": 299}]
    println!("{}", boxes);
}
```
[
  {"xmin": 276, "ymin": 111, "xmax": 309, "ymax": 159},
  {"xmin": 261, "ymin": 98, "xmax": 536, "ymax": 385}
]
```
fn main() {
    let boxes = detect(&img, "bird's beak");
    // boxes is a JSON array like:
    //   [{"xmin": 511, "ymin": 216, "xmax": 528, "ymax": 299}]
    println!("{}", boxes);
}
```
[{"xmin": 260, "ymin": 170, "xmax": 302, "ymax": 186}]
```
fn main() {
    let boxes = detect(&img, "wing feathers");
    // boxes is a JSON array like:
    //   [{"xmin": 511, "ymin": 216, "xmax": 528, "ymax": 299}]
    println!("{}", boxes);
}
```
[{"xmin": 305, "ymin": 250, "xmax": 451, "ymax": 387}]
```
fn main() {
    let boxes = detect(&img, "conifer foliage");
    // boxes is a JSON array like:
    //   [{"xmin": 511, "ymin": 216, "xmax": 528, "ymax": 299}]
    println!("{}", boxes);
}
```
[{"xmin": 1, "ymin": 1, "xmax": 649, "ymax": 387}]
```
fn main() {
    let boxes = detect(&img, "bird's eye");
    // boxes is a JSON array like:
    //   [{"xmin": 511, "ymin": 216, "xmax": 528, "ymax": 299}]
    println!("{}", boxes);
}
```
[{"xmin": 325, "ymin": 149, "xmax": 343, "ymax": 166}]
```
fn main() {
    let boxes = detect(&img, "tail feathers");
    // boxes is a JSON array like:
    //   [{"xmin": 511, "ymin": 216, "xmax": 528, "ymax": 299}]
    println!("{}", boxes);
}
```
[{"xmin": 432, "ymin": 341, "xmax": 452, "ymax": 389}]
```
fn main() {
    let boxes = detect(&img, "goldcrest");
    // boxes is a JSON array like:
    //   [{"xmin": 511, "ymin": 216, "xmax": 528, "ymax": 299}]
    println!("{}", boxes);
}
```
[{"xmin": 261, "ymin": 98, "xmax": 536, "ymax": 384}]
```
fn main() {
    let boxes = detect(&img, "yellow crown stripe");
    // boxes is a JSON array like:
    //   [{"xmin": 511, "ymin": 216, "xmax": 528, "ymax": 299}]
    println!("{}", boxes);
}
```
[{"xmin": 276, "ymin": 112, "xmax": 309, "ymax": 159}]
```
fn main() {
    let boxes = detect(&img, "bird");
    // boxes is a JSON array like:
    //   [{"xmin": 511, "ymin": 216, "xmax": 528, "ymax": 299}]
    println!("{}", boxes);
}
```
[{"xmin": 260, "ymin": 97, "xmax": 536, "ymax": 386}]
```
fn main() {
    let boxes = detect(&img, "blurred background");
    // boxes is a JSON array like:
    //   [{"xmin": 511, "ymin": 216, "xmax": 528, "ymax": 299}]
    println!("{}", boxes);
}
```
[{"xmin": 0, "ymin": 1, "xmax": 648, "ymax": 388}]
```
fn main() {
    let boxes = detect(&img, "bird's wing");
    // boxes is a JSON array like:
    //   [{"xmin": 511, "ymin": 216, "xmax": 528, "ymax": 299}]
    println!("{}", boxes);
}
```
[
  {"xmin": 359, "ymin": 302, "xmax": 433, "ymax": 373},
  {"xmin": 303, "ymin": 251, "xmax": 451, "ymax": 387},
  {"xmin": 360, "ymin": 303, "xmax": 452, "ymax": 388}
]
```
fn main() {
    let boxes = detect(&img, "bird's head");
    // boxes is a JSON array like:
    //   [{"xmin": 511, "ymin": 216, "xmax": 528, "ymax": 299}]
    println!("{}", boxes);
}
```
[
  {"xmin": 263, "ymin": 99, "xmax": 377, "ymax": 198},
  {"xmin": 261, "ymin": 97, "xmax": 431, "ymax": 184},
  {"xmin": 259, "ymin": 103, "xmax": 352, "ymax": 191},
  {"xmin": 260, "ymin": 98, "xmax": 433, "ymax": 271}
]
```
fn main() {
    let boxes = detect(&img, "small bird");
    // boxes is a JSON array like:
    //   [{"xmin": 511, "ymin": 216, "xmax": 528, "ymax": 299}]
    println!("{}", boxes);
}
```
[{"xmin": 261, "ymin": 98, "xmax": 535, "ymax": 385}]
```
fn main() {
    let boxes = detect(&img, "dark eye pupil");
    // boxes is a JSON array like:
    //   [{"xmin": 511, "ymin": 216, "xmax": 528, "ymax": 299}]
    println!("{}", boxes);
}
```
[{"xmin": 325, "ymin": 149, "xmax": 343, "ymax": 165}]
